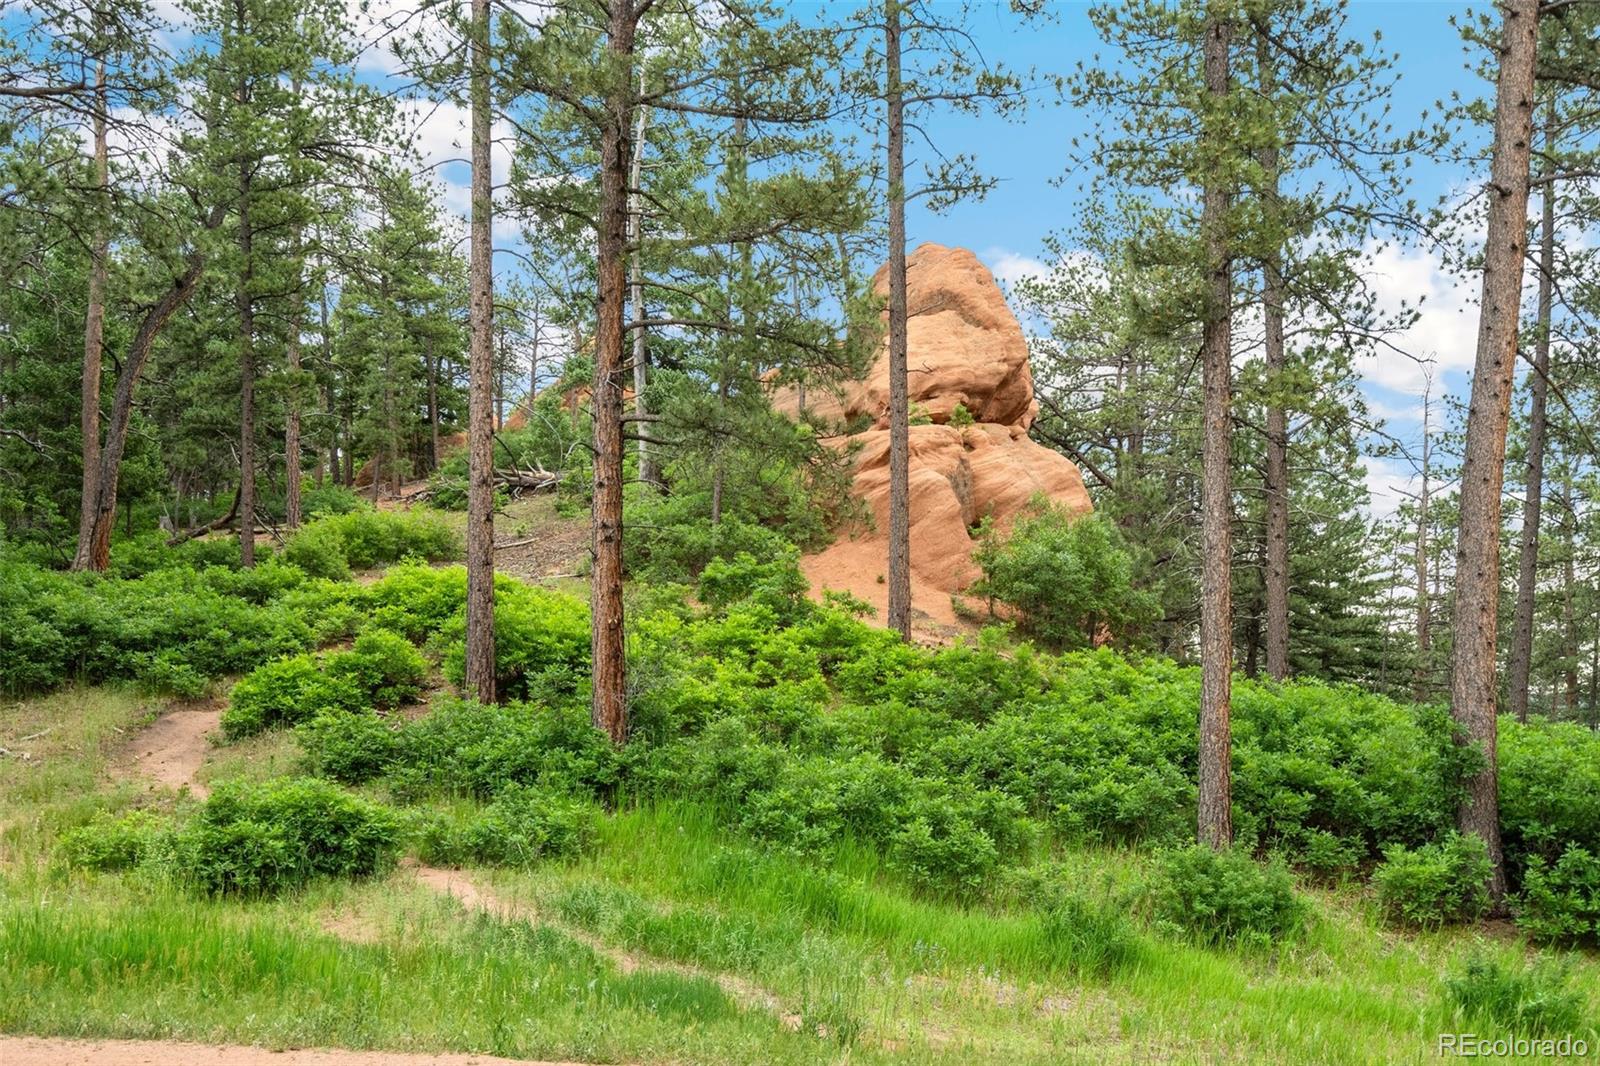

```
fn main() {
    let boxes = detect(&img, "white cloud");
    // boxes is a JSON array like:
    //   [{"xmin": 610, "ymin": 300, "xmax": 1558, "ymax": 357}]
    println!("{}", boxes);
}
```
[
  {"xmin": 1355, "ymin": 240, "xmax": 1481, "ymax": 395},
  {"xmin": 982, "ymin": 247, "xmax": 1050, "ymax": 291}
]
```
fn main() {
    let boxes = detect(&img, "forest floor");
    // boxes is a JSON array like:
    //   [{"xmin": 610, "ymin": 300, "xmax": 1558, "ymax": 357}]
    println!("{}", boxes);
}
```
[{"xmin": 4, "ymin": 521, "xmax": 1599, "ymax": 1063}]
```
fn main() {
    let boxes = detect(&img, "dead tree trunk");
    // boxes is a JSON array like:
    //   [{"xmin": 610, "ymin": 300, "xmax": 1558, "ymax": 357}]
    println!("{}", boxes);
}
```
[
  {"xmin": 1449, "ymin": 0, "xmax": 1538, "ymax": 908},
  {"xmin": 73, "ymin": 232, "xmax": 216, "ymax": 569},
  {"xmin": 628, "ymin": 90, "xmax": 657, "ymax": 490}
]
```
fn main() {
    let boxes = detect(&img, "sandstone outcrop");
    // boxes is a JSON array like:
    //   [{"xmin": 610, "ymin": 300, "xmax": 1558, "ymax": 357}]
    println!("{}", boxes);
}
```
[{"xmin": 780, "ymin": 243, "xmax": 1092, "ymax": 627}]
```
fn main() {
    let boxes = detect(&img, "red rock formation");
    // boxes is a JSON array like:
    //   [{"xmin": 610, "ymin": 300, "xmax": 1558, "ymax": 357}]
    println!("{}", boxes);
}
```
[{"xmin": 781, "ymin": 243, "xmax": 1092, "ymax": 627}]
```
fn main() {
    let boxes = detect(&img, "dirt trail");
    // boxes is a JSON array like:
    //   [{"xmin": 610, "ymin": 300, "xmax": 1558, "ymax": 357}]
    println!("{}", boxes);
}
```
[
  {"xmin": 129, "ymin": 700, "xmax": 222, "ymax": 797},
  {"xmin": 0, "ymin": 1036, "xmax": 590, "ymax": 1066},
  {"xmin": 409, "ymin": 865, "xmax": 801, "ymax": 1028}
]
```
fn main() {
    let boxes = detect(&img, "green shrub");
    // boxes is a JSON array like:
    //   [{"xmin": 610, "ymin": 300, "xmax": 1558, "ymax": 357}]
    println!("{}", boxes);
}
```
[
  {"xmin": 282, "ymin": 520, "xmax": 350, "ymax": 580},
  {"xmin": 179, "ymin": 777, "xmax": 400, "ymax": 895},
  {"xmin": 282, "ymin": 510, "xmax": 460, "ymax": 580},
  {"xmin": 326, "ymin": 628, "xmax": 427, "ymax": 708},
  {"xmin": 297, "ymin": 711, "xmax": 400, "ymax": 784},
  {"xmin": 1373, "ymin": 832, "xmax": 1491, "ymax": 927},
  {"xmin": 972, "ymin": 504, "xmax": 1157, "ymax": 651},
  {"xmin": 1038, "ymin": 895, "xmax": 1140, "ymax": 977},
  {"xmin": 697, "ymin": 549, "xmax": 811, "ymax": 624},
  {"xmin": 389, "ymin": 697, "xmax": 619, "ymax": 800},
  {"xmin": 439, "ymin": 578, "xmax": 589, "ymax": 702},
  {"xmin": 1444, "ymin": 954, "xmax": 1586, "ymax": 1037},
  {"xmin": 1515, "ymin": 846, "xmax": 1600, "ymax": 946},
  {"xmin": 1150, "ymin": 845, "xmax": 1304, "ymax": 946},
  {"xmin": 57, "ymin": 810, "xmax": 173, "ymax": 871},
  {"xmin": 223, "ymin": 654, "xmax": 362, "ymax": 740}
]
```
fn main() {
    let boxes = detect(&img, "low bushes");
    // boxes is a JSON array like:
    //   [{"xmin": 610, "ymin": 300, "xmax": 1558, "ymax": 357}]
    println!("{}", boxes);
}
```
[
  {"xmin": 222, "ymin": 628, "xmax": 427, "ymax": 739},
  {"xmin": 437, "ymin": 576, "xmax": 589, "ymax": 701},
  {"xmin": 57, "ymin": 810, "xmax": 173, "ymax": 871},
  {"xmin": 417, "ymin": 784, "xmax": 596, "ymax": 868},
  {"xmin": 1148, "ymin": 846, "xmax": 1305, "ymax": 946},
  {"xmin": 283, "ymin": 510, "xmax": 459, "ymax": 580},
  {"xmin": 1515, "ymin": 846, "xmax": 1600, "ymax": 946},
  {"xmin": 179, "ymin": 778, "xmax": 401, "ymax": 896},
  {"xmin": 0, "ymin": 560, "xmax": 316, "ymax": 695},
  {"xmin": 1374, "ymin": 833, "xmax": 1492, "ymax": 927}
]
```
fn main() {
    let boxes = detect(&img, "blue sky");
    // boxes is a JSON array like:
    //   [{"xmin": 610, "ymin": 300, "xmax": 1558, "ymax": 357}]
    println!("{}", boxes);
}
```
[
  {"xmin": 880, "ymin": 1, "xmax": 1489, "ymax": 519},
  {"xmin": 24, "ymin": 0, "xmax": 1491, "ymax": 517}
]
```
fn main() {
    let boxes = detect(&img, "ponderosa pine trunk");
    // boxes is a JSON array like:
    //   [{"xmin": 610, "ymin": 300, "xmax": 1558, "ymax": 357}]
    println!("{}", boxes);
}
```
[
  {"xmin": 590, "ymin": 0, "xmax": 638, "ymax": 745},
  {"xmin": 76, "ymin": 56, "xmax": 108, "ymax": 562},
  {"xmin": 1449, "ymin": 0, "xmax": 1538, "ymax": 907},
  {"xmin": 884, "ymin": 0, "xmax": 912, "ymax": 641},
  {"xmin": 237, "ymin": 164, "xmax": 256, "ymax": 568},
  {"xmin": 284, "ymin": 232, "xmax": 304, "ymax": 529},
  {"xmin": 1257, "ymin": 30, "xmax": 1289, "ymax": 683},
  {"xmin": 464, "ymin": 0, "xmax": 497, "ymax": 703},
  {"xmin": 1197, "ymin": 11, "xmax": 1235, "ymax": 851},
  {"xmin": 1507, "ymin": 104, "xmax": 1557, "ymax": 723}
]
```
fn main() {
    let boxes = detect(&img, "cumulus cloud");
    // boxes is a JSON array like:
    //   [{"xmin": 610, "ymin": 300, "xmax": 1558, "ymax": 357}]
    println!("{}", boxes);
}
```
[{"xmin": 1355, "ymin": 240, "xmax": 1482, "ymax": 395}]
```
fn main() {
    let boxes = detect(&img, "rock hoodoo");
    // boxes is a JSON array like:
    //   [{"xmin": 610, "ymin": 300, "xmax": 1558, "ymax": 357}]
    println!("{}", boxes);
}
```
[{"xmin": 776, "ymin": 242, "xmax": 1092, "ymax": 628}]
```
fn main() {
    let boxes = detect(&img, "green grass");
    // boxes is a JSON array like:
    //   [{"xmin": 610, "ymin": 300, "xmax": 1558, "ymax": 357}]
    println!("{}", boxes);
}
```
[{"xmin": 4, "ymin": 686, "xmax": 1600, "ymax": 1064}]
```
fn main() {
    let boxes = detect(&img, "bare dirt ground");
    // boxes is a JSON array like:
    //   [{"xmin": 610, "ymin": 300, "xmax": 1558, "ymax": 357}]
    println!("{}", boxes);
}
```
[
  {"xmin": 127, "ymin": 699, "xmax": 223, "ymax": 798},
  {"xmin": 0, "ymin": 1036, "xmax": 592, "ymax": 1066}
]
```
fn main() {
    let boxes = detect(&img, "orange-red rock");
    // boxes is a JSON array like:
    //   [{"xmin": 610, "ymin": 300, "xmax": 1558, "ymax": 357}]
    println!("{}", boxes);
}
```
[{"xmin": 785, "ymin": 243, "xmax": 1092, "ymax": 627}]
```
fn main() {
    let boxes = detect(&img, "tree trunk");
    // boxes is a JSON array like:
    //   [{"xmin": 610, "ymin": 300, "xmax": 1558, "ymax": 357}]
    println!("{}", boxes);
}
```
[
  {"xmin": 237, "ymin": 166, "xmax": 256, "ymax": 568},
  {"xmin": 73, "ymin": 250, "xmax": 211, "ymax": 570},
  {"xmin": 464, "ymin": 0, "xmax": 497, "ymax": 703},
  {"xmin": 527, "ymin": 299, "xmax": 541, "ymax": 416},
  {"xmin": 1257, "ymin": 31, "xmax": 1289, "ymax": 682},
  {"xmin": 285, "ymin": 240, "xmax": 304, "ymax": 529},
  {"xmin": 1197, "ymin": 11, "xmax": 1235, "ymax": 851},
  {"xmin": 427, "ymin": 332, "xmax": 441, "ymax": 470},
  {"xmin": 1448, "ymin": 0, "xmax": 1538, "ymax": 908},
  {"xmin": 628, "ymin": 91, "xmax": 656, "ymax": 490},
  {"xmin": 76, "ymin": 56, "xmax": 108, "ymax": 562},
  {"xmin": 1507, "ymin": 104, "xmax": 1557, "ymax": 723},
  {"xmin": 884, "ymin": 0, "xmax": 912, "ymax": 641},
  {"xmin": 1414, "ymin": 381, "xmax": 1433, "ymax": 702},
  {"xmin": 1561, "ymin": 471, "xmax": 1577, "ymax": 714},
  {"xmin": 590, "ymin": 0, "xmax": 638, "ymax": 745}
]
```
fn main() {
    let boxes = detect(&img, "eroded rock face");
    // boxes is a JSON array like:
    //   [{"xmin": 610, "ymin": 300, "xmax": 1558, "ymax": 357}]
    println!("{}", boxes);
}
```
[{"xmin": 786, "ymin": 243, "xmax": 1092, "ymax": 627}]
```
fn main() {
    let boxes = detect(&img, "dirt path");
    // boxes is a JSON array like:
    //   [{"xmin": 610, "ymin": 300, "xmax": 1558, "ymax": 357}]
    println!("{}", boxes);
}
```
[
  {"xmin": 409, "ymin": 865, "xmax": 801, "ymax": 1028},
  {"xmin": 0, "ymin": 1036, "xmax": 590, "ymax": 1066},
  {"xmin": 128, "ymin": 700, "xmax": 222, "ymax": 798}
]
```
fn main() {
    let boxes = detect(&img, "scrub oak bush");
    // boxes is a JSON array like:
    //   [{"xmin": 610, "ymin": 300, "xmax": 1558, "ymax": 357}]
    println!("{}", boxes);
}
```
[
  {"xmin": 1515, "ymin": 846, "xmax": 1600, "ymax": 947},
  {"xmin": 1149, "ymin": 846, "xmax": 1305, "ymax": 947},
  {"xmin": 223, "ymin": 628, "xmax": 426, "ymax": 740},
  {"xmin": 179, "ymin": 777, "xmax": 401, "ymax": 896},
  {"xmin": 283, "ymin": 510, "xmax": 459, "ymax": 580},
  {"xmin": 297, "ymin": 711, "xmax": 400, "ymax": 784},
  {"xmin": 1373, "ymin": 833, "xmax": 1492, "ymax": 928},
  {"xmin": 972, "ymin": 504, "xmax": 1157, "ymax": 650},
  {"xmin": 438, "ymin": 576, "xmax": 589, "ymax": 701}
]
